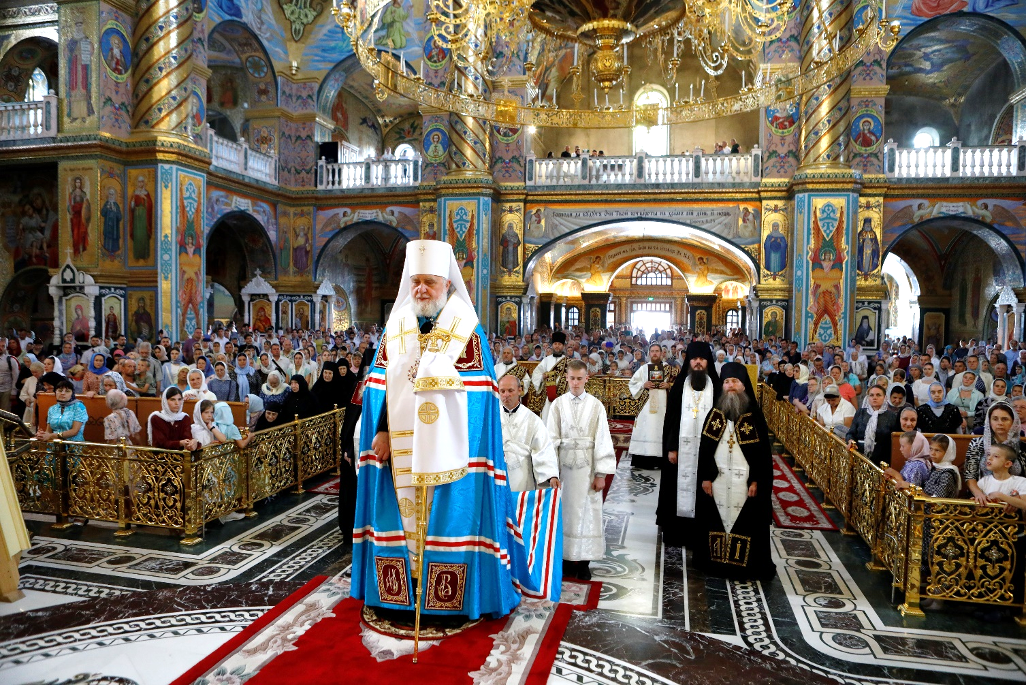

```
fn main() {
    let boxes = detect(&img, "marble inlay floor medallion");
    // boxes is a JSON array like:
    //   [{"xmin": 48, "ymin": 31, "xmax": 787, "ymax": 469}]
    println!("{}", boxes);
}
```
[{"xmin": 2, "ymin": 439, "xmax": 1022, "ymax": 685}]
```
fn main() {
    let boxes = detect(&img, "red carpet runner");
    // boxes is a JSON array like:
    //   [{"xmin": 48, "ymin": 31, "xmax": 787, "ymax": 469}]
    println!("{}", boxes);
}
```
[
  {"xmin": 770, "ymin": 453, "xmax": 838, "ymax": 531},
  {"xmin": 172, "ymin": 578, "xmax": 600, "ymax": 685}
]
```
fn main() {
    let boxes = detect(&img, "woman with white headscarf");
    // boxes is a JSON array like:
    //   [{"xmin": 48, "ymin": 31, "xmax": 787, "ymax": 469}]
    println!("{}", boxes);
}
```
[
  {"xmin": 182, "ymin": 368, "xmax": 217, "ymax": 402},
  {"xmin": 259, "ymin": 369, "xmax": 290, "ymax": 408},
  {"xmin": 148, "ymin": 387, "xmax": 199, "ymax": 450},
  {"xmin": 846, "ymin": 384, "xmax": 899, "ymax": 463}
]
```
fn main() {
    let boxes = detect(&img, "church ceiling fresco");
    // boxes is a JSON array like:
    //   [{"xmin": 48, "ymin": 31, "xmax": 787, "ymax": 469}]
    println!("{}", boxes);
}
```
[
  {"xmin": 523, "ymin": 202, "xmax": 761, "ymax": 253},
  {"xmin": 883, "ymin": 197, "xmax": 1025, "ymax": 258},
  {"xmin": 886, "ymin": 30, "xmax": 1008, "ymax": 108},
  {"xmin": 543, "ymin": 234, "xmax": 752, "ymax": 295},
  {"xmin": 886, "ymin": 0, "xmax": 1025, "ymax": 39}
]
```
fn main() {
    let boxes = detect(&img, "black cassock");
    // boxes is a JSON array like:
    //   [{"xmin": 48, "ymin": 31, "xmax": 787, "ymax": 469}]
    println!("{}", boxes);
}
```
[
  {"xmin": 691, "ymin": 407, "xmax": 776, "ymax": 580},
  {"xmin": 656, "ymin": 348, "xmax": 719, "ymax": 549}
]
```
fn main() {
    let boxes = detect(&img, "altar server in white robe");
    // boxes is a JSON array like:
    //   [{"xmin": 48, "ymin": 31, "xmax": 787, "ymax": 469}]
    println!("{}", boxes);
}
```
[
  {"xmin": 498, "ymin": 374, "xmax": 559, "ymax": 492},
  {"xmin": 656, "ymin": 341, "xmax": 720, "ymax": 548},
  {"xmin": 547, "ymin": 359, "xmax": 616, "ymax": 580},
  {"xmin": 627, "ymin": 343, "xmax": 675, "ymax": 469},
  {"xmin": 531, "ymin": 331, "xmax": 570, "ymax": 424},
  {"xmin": 495, "ymin": 346, "xmax": 529, "ymax": 396}
]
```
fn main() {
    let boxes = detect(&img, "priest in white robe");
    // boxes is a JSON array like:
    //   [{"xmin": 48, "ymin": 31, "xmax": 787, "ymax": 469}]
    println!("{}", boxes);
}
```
[
  {"xmin": 498, "ymin": 374, "xmax": 559, "ymax": 492},
  {"xmin": 531, "ymin": 331, "xmax": 570, "ymax": 423},
  {"xmin": 692, "ymin": 362, "xmax": 775, "ymax": 580},
  {"xmin": 627, "ymin": 343, "xmax": 676, "ymax": 469},
  {"xmin": 657, "ymin": 341, "xmax": 720, "ymax": 548},
  {"xmin": 547, "ymin": 359, "xmax": 615, "ymax": 580},
  {"xmin": 495, "ymin": 346, "xmax": 529, "ymax": 397}
]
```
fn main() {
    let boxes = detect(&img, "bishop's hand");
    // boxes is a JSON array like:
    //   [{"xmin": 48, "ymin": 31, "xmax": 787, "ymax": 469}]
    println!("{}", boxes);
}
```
[
  {"xmin": 372, "ymin": 431, "xmax": 391, "ymax": 462},
  {"xmin": 667, "ymin": 450, "xmax": 678, "ymax": 465}
]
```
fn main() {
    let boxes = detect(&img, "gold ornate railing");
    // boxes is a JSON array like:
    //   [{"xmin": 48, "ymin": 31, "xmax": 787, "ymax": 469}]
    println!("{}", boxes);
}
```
[
  {"xmin": 524, "ymin": 374, "xmax": 648, "ymax": 418},
  {"xmin": 759, "ymin": 384, "xmax": 1024, "ymax": 618},
  {"xmin": 8, "ymin": 408, "xmax": 344, "ymax": 545}
]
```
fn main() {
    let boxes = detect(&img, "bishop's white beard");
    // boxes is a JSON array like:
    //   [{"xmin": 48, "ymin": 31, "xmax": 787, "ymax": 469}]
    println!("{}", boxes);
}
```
[
  {"xmin": 412, "ymin": 293, "xmax": 448, "ymax": 319},
  {"xmin": 716, "ymin": 390, "xmax": 750, "ymax": 423}
]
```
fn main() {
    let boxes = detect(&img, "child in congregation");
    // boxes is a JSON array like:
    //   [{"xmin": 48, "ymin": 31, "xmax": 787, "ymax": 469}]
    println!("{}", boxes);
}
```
[
  {"xmin": 546, "ymin": 359, "xmax": 616, "ymax": 581},
  {"xmin": 885, "ymin": 431, "xmax": 932, "ymax": 489},
  {"xmin": 976, "ymin": 444, "xmax": 1026, "ymax": 510},
  {"xmin": 884, "ymin": 434, "xmax": 961, "ymax": 499}
]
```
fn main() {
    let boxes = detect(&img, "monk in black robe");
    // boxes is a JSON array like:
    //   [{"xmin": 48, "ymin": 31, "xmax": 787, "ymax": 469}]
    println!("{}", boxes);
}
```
[
  {"xmin": 657, "ymin": 341, "xmax": 720, "ymax": 548},
  {"xmin": 692, "ymin": 362, "xmax": 775, "ymax": 581}
]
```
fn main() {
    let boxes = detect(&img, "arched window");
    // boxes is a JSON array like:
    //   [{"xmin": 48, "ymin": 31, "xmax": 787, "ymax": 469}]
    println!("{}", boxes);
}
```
[
  {"xmin": 632, "ymin": 86, "xmax": 669, "ymax": 157},
  {"xmin": 631, "ymin": 259, "xmax": 672, "ymax": 286},
  {"xmin": 566, "ymin": 306, "xmax": 580, "ymax": 327},
  {"xmin": 24, "ymin": 68, "xmax": 48, "ymax": 102},
  {"xmin": 725, "ymin": 309, "xmax": 740, "ymax": 331},
  {"xmin": 912, "ymin": 127, "xmax": 939, "ymax": 149},
  {"xmin": 395, "ymin": 143, "xmax": 415, "ymax": 158}
]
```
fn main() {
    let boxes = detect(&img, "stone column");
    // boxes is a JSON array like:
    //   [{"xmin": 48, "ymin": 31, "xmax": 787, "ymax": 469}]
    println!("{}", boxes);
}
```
[
  {"xmin": 997, "ymin": 304, "xmax": 1010, "ymax": 346},
  {"xmin": 132, "ymin": 0, "xmax": 195, "ymax": 136},
  {"xmin": 792, "ymin": 0, "xmax": 859, "ymax": 345},
  {"xmin": 1015, "ymin": 303, "xmax": 1025, "ymax": 343},
  {"xmin": 798, "ymin": 0, "xmax": 853, "ymax": 169}
]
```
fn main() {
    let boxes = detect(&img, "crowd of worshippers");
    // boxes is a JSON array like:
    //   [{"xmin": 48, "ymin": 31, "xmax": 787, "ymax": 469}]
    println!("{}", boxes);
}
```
[
  {"xmin": 488, "ymin": 326, "xmax": 1025, "ymax": 514},
  {"xmin": 0, "ymin": 326, "xmax": 371, "ymax": 458}
]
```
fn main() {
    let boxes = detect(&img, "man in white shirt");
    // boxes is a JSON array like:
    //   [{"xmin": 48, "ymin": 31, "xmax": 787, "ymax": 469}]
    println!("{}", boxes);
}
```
[
  {"xmin": 498, "ymin": 375, "xmax": 559, "ymax": 492},
  {"xmin": 817, "ymin": 385, "xmax": 856, "ymax": 439}
]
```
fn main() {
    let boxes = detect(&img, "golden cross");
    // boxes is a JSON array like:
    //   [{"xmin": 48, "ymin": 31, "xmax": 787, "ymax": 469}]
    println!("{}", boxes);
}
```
[
  {"xmin": 419, "ymin": 317, "xmax": 468, "ymax": 354},
  {"xmin": 419, "ymin": 243, "xmax": 426, "ymax": 254},
  {"xmin": 387, "ymin": 319, "xmax": 416, "ymax": 354}
]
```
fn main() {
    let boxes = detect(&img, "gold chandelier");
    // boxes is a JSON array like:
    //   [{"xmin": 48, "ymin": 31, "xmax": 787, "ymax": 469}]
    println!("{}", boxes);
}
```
[{"xmin": 332, "ymin": 0, "xmax": 900, "ymax": 128}]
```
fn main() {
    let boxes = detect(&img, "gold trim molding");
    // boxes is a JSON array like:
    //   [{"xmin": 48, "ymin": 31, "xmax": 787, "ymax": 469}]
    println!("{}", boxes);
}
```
[{"xmin": 850, "ymin": 86, "xmax": 890, "ymax": 98}]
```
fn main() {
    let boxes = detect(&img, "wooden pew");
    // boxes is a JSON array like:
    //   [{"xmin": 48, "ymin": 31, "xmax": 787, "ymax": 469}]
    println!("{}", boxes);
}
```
[{"xmin": 36, "ymin": 394, "xmax": 247, "ymax": 443}]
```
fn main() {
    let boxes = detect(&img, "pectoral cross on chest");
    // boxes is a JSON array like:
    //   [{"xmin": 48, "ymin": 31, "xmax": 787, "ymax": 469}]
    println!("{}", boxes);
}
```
[{"xmin": 419, "ymin": 317, "xmax": 468, "ymax": 355}]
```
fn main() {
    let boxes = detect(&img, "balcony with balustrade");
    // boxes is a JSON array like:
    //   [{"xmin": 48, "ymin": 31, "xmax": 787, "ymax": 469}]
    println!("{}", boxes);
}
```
[
  {"xmin": 525, "ymin": 147, "xmax": 763, "ymax": 188},
  {"xmin": 206, "ymin": 127, "xmax": 278, "ymax": 185},
  {"xmin": 316, "ymin": 155, "xmax": 422, "ymax": 190},
  {"xmin": 0, "ymin": 94, "xmax": 58, "ymax": 144},
  {"xmin": 884, "ymin": 138, "xmax": 1026, "ymax": 180}
]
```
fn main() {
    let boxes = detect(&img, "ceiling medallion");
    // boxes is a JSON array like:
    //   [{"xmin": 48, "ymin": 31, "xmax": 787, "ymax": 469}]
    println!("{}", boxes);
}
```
[{"xmin": 332, "ymin": 0, "xmax": 900, "ymax": 129}]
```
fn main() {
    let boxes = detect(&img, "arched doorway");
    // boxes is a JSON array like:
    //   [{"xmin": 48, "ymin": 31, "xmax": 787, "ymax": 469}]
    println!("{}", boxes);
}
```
[
  {"xmin": 885, "ymin": 216, "xmax": 1024, "ymax": 344},
  {"xmin": 206, "ymin": 21, "xmax": 279, "ymax": 152},
  {"xmin": 0, "ymin": 267, "xmax": 54, "ymax": 342},
  {"xmin": 886, "ymin": 14, "xmax": 1026, "ymax": 147},
  {"xmin": 206, "ymin": 211, "xmax": 276, "ymax": 326},
  {"xmin": 0, "ymin": 37, "xmax": 59, "ymax": 103},
  {"xmin": 525, "ymin": 220, "xmax": 757, "ymax": 333},
  {"xmin": 315, "ymin": 222, "xmax": 410, "ymax": 326}
]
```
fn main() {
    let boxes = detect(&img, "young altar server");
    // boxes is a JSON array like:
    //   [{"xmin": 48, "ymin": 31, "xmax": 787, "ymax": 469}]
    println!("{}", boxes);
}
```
[
  {"xmin": 498, "ymin": 373, "xmax": 559, "ymax": 491},
  {"xmin": 547, "ymin": 359, "xmax": 616, "ymax": 580}
]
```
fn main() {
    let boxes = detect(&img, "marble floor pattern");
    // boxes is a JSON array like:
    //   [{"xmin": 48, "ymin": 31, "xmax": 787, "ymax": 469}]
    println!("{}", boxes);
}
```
[{"xmin": 1, "ymin": 436, "xmax": 1023, "ymax": 685}]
